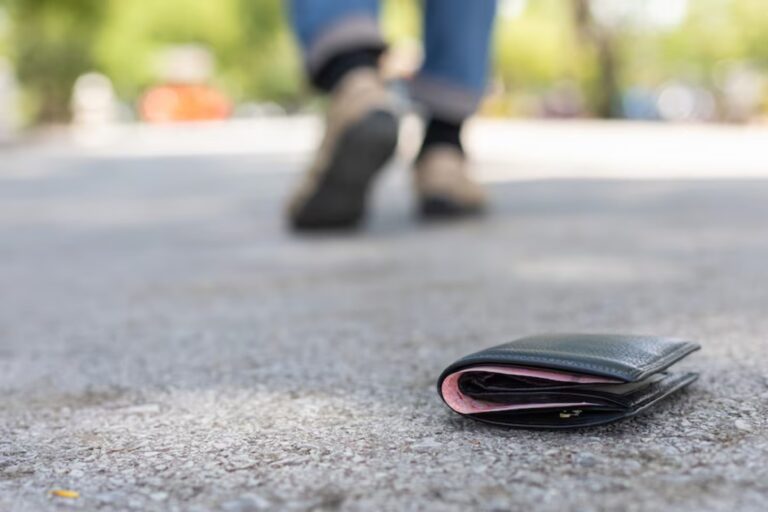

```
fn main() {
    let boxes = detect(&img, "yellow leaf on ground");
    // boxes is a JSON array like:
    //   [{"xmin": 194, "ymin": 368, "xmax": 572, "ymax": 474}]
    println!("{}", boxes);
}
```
[{"xmin": 50, "ymin": 489, "xmax": 80, "ymax": 499}]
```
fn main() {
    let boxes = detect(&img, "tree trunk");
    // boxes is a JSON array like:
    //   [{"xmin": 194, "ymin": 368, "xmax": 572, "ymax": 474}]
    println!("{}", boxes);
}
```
[{"xmin": 570, "ymin": 0, "xmax": 622, "ymax": 118}]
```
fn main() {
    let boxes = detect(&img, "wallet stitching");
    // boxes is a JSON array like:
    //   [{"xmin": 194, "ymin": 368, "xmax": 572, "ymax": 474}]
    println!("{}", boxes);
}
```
[{"xmin": 459, "ymin": 342, "xmax": 697, "ymax": 379}]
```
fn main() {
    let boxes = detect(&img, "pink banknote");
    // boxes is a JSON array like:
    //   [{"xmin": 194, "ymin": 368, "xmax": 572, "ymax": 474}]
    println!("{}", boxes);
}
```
[{"xmin": 441, "ymin": 365, "xmax": 621, "ymax": 414}]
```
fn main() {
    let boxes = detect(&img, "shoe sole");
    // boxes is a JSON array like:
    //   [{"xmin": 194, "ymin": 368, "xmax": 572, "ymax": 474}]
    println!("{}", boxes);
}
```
[
  {"xmin": 291, "ymin": 110, "xmax": 398, "ymax": 230},
  {"xmin": 420, "ymin": 197, "xmax": 486, "ymax": 219}
]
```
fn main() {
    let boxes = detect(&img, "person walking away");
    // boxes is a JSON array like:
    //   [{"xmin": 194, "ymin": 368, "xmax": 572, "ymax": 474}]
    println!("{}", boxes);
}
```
[{"xmin": 287, "ymin": 0, "xmax": 497, "ymax": 230}]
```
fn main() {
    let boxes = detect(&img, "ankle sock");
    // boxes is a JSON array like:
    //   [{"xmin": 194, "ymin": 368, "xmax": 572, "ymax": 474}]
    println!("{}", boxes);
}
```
[
  {"xmin": 418, "ymin": 118, "xmax": 464, "ymax": 160},
  {"xmin": 313, "ymin": 48, "xmax": 382, "ymax": 92}
]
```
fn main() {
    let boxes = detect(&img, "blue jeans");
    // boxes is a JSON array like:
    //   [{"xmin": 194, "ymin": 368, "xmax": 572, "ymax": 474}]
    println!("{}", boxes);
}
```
[{"xmin": 288, "ymin": 0, "xmax": 497, "ymax": 121}]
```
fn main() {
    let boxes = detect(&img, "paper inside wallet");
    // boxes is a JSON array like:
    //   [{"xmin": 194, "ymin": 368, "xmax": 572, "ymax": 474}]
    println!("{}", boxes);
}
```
[{"xmin": 440, "ymin": 365, "xmax": 622, "ymax": 414}]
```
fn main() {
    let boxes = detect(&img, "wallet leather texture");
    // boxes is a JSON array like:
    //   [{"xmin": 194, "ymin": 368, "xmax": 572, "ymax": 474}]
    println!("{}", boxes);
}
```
[{"xmin": 437, "ymin": 334, "xmax": 700, "ymax": 429}]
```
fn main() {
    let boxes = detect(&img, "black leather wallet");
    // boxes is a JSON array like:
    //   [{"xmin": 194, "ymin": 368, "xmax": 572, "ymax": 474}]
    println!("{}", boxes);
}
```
[{"xmin": 437, "ymin": 334, "xmax": 700, "ymax": 429}]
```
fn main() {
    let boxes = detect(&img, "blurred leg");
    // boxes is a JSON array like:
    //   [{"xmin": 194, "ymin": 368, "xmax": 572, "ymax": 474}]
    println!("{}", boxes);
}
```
[
  {"xmin": 288, "ymin": 0, "xmax": 385, "ymax": 90},
  {"xmin": 412, "ymin": 0, "xmax": 497, "ymax": 122},
  {"xmin": 412, "ymin": 0, "xmax": 496, "ymax": 219},
  {"xmin": 286, "ymin": 1, "xmax": 398, "ymax": 230}
]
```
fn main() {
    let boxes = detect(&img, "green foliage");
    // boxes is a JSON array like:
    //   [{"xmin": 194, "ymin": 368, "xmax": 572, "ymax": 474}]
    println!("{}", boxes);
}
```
[
  {"xmin": 3, "ymin": 0, "xmax": 768, "ymax": 123},
  {"xmin": 5, "ymin": 0, "xmax": 303, "ymax": 122},
  {"xmin": 8, "ymin": 0, "xmax": 105, "ymax": 121},
  {"xmin": 95, "ymin": 0, "xmax": 240, "ymax": 96},
  {"xmin": 495, "ymin": 1, "xmax": 584, "ymax": 88},
  {"xmin": 0, "ymin": 2, "xmax": 11, "ymax": 56},
  {"xmin": 492, "ymin": 0, "xmax": 768, "ymax": 117},
  {"xmin": 229, "ymin": 0, "xmax": 302, "ymax": 103},
  {"xmin": 93, "ymin": 0, "xmax": 302, "ymax": 102},
  {"xmin": 381, "ymin": 0, "xmax": 421, "ymax": 42}
]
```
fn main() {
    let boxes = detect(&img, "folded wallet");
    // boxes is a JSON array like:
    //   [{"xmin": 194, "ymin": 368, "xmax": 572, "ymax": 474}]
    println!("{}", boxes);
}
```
[{"xmin": 437, "ymin": 334, "xmax": 700, "ymax": 429}]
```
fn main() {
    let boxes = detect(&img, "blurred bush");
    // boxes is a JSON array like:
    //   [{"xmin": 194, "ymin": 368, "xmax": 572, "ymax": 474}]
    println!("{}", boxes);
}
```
[
  {"xmin": 94, "ymin": 0, "xmax": 301, "ymax": 108},
  {"xmin": 5, "ymin": 0, "xmax": 105, "ymax": 122},
  {"xmin": 0, "ymin": 0, "xmax": 766, "ymax": 124},
  {"xmin": 2, "ymin": 0, "xmax": 302, "ymax": 123}
]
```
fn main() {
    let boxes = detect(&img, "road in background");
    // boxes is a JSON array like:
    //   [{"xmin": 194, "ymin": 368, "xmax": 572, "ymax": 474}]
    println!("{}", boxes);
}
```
[
  {"xmin": 1, "ymin": 121, "xmax": 767, "ymax": 511},
  {"xmin": 5, "ymin": 117, "xmax": 768, "ymax": 180}
]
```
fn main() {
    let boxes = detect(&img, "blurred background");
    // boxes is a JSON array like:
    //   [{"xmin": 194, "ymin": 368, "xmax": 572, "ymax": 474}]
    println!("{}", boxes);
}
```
[{"xmin": 0, "ymin": 0, "xmax": 767, "ymax": 136}]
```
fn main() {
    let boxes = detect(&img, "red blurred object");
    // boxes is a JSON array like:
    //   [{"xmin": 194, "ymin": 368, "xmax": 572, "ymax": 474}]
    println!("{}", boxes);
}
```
[{"xmin": 140, "ymin": 84, "xmax": 232, "ymax": 123}]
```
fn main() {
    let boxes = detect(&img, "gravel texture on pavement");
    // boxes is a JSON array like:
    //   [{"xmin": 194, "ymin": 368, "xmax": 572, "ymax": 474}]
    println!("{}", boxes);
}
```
[{"xmin": 1, "ymin": 150, "xmax": 767, "ymax": 511}]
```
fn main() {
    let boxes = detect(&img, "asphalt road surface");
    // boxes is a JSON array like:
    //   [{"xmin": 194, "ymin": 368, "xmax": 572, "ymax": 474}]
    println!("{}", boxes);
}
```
[{"xmin": 2, "ymin": 124, "xmax": 768, "ymax": 511}]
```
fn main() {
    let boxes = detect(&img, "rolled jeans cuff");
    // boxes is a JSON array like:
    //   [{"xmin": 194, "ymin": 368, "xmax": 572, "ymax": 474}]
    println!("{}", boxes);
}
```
[
  {"xmin": 305, "ymin": 16, "xmax": 386, "ymax": 77},
  {"xmin": 410, "ymin": 75, "xmax": 484, "ymax": 122}
]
